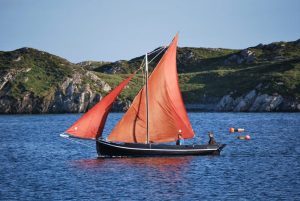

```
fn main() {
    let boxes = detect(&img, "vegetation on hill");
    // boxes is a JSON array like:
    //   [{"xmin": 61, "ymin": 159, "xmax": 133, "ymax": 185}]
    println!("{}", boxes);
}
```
[
  {"xmin": 0, "ymin": 47, "xmax": 77, "ymax": 98},
  {"xmin": 90, "ymin": 39, "xmax": 300, "ymax": 103},
  {"xmin": 0, "ymin": 39, "xmax": 299, "ymax": 113},
  {"xmin": 94, "ymin": 72, "xmax": 144, "ymax": 101}
]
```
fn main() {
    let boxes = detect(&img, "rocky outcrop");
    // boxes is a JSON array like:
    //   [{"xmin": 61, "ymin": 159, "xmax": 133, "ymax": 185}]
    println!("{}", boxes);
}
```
[
  {"xmin": 1, "ymin": 68, "xmax": 298, "ymax": 113},
  {"xmin": 177, "ymin": 49, "xmax": 200, "ymax": 65},
  {"xmin": 77, "ymin": 61, "xmax": 111, "ymax": 71},
  {"xmin": 186, "ymin": 87, "xmax": 299, "ymax": 112},
  {"xmin": 215, "ymin": 89, "xmax": 299, "ymax": 112},
  {"xmin": 224, "ymin": 49, "xmax": 256, "ymax": 65},
  {"xmin": 99, "ymin": 60, "xmax": 129, "ymax": 74},
  {"xmin": 0, "ymin": 70, "xmax": 129, "ymax": 114},
  {"xmin": 46, "ymin": 73, "xmax": 100, "ymax": 113}
]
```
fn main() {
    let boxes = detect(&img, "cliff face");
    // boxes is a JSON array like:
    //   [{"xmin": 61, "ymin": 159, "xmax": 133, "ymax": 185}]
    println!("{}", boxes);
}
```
[
  {"xmin": 186, "ymin": 93, "xmax": 299, "ymax": 112},
  {"xmin": 0, "ymin": 69, "xmax": 109, "ymax": 113},
  {"xmin": 0, "ymin": 48, "xmax": 129, "ymax": 114},
  {"xmin": 0, "ymin": 39, "xmax": 300, "ymax": 114},
  {"xmin": 215, "ymin": 89, "xmax": 299, "ymax": 112}
]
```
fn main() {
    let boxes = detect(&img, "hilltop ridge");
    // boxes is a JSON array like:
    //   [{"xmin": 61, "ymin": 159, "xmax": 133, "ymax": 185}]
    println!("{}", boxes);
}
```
[{"xmin": 0, "ymin": 39, "xmax": 300, "ymax": 113}]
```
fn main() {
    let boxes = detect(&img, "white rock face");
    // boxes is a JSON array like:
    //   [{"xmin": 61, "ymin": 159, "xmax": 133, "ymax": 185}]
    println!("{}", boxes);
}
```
[
  {"xmin": 13, "ymin": 56, "xmax": 22, "ymax": 62},
  {"xmin": 224, "ymin": 49, "xmax": 256, "ymax": 65},
  {"xmin": 0, "ymin": 68, "xmax": 30, "ymax": 90},
  {"xmin": 0, "ymin": 68, "xmax": 116, "ymax": 113},
  {"xmin": 49, "ymin": 72, "xmax": 111, "ymax": 113},
  {"xmin": 234, "ymin": 90, "xmax": 256, "ymax": 111},
  {"xmin": 249, "ymin": 94, "xmax": 283, "ymax": 111},
  {"xmin": 234, "ymin": 100, "xmax": 247, "ymax": 112},
  {"xmin": 216, "ymin": 95, "xmax": 234, "ymax": 111},
  {"xmin": 103, "ymin": 83, "xmax": 111, "ymax": 92},
  {"xmin": 215, "ymin": 89, "xmax": 291, "ymax": 112}
]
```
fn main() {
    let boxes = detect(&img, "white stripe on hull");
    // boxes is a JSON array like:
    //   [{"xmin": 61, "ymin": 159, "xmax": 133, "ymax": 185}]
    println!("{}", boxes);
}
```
[{"xmin": 99, "ymin": 141, "xmax": 219, "ymax": 152}]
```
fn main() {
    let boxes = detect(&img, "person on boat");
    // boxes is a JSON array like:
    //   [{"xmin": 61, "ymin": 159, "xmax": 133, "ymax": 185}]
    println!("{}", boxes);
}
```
[
  {"xmin": 208, "ymin": 131, "xmax": 216, "ymax": 145},
  {"xmin": 176, "ymin": 134, "xmax": 184, "ymax": 145}
]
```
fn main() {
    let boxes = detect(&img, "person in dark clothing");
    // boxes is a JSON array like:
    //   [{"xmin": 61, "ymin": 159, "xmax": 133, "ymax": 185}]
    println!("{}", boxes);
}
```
[{"xmin": 208, "ymin": 131, "xmax": 216, "ymax": 145}]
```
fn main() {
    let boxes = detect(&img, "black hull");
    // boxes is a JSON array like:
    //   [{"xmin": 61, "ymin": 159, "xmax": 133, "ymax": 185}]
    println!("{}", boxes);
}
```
[{"xmin": 96, "ymin": 140, "xmax": 226, "ymax": 157}]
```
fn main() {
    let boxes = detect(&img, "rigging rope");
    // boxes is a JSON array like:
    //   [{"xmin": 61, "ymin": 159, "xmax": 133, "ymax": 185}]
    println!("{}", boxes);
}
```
[
  {"xmin": 135, "ymin": 46, "xmax": 167, "ymax": 72},
  {"xmin": 136, "ymin": 46, "xmax": 167, "ymax": 85},
  {"xmin": 147, "ymin": 46, "xmax": 165, "ymax": 55},
  {"xmin": 148, "ymin": 46, "xmax": 167, "ymax": 64}
]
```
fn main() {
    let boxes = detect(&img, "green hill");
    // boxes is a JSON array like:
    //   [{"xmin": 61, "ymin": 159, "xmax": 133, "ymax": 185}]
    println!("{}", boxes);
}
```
[
  {"xmin": 89, "ymin": 39, "xmax": 300, "ymax": 106},
  {"xmin": 0, "ymin": 47, "xmax": 74, "ymax": 98},
  {"xmin": 0, "ymin": 39, "xmax": 299, "ymax": 113}
]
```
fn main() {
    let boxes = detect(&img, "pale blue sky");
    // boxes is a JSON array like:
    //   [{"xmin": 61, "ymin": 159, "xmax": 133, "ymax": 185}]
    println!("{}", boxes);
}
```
[{"xmin": 0, "ymin": 0, "xmax": 299, "ymax": 62}]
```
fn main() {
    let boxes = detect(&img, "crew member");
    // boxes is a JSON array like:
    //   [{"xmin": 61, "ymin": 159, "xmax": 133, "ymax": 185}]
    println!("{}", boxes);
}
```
[
  {"xmin": 176, "ymin": 134, "xmax": 184, "ymax": 145},
  {"xmin": 208, "ymin": 131, "xmax": 216, "ymax": 145}
]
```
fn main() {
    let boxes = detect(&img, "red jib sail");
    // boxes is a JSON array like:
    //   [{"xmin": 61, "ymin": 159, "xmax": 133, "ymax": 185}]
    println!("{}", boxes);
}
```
[
  {"xmin": 108, "ymin": 34, "xmax": 195, "ymax": 143},
  {"xmin": 65, "ymin": 74, "xmax": 134, "ymax": 140}
]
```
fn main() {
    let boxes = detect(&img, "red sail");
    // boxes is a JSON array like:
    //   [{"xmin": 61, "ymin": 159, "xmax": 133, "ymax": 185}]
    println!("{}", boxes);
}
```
[
  {"xmin": 108, "ymin": 34, "xmax": 195, "ymax": 143},
  {"xmin": 65, "ymin": 74, "xmax": 134, "ymax": 140}
]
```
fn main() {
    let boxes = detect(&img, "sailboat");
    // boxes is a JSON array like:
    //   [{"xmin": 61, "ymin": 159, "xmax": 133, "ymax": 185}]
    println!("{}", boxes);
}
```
[{"xmin": 61, "ymin": 34, "xmax": 226, "ymax": 157}]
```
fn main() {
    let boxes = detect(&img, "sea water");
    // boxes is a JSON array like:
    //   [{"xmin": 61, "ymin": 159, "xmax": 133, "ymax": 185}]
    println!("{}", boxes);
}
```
[{"xmin": 0, "ymin": 113, "xmax": 299, "ymax": 200}]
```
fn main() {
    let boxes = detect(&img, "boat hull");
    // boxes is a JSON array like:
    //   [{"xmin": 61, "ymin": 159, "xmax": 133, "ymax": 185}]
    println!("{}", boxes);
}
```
[{"xmin": 96, "ymin": 140, "xmax": 226, "ymax": 157}]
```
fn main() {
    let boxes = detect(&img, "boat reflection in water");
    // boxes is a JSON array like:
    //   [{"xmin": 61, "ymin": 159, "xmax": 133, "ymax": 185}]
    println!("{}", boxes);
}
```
[{"xmin": 71, "ymin": 156, "xmax": 194, "ymax": 171}]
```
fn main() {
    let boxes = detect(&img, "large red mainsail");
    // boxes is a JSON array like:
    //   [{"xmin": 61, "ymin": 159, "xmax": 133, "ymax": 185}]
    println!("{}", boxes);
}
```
[
  {"xmin": 65, "ymin": 74, "xmax": 134, "ymax": 140},
  {"xmin": 108, "ymin": 34, "xmax": 195, "ymax": 143}
]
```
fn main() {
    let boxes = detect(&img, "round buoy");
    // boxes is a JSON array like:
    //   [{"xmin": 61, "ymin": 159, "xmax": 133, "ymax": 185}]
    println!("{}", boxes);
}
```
[
  {"xmin": 229, "ymin": 127, "xmax": 235, "ymax": 133},
  {"xmin": 245, "ymin": 135, "xmax": 251, "ymax": 140},
  {"xmin": 237, "ymin": 135, "xmax": 251, "ymax": 140}
]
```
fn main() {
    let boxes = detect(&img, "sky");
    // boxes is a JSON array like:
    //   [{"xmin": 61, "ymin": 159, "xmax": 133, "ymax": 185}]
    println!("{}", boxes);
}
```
[{"xmin": 0, "ymin": 0, "xmax": 299, "ymax": 63}]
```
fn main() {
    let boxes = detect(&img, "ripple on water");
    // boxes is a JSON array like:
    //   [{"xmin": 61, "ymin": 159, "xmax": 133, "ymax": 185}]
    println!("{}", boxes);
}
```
[{"xmin": 0, "ymin": 113, "xmax": 300, "ymax": 200}]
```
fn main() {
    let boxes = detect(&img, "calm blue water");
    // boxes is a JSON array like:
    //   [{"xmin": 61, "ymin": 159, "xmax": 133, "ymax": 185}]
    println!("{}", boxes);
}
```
[{"xmin": 0, "ymin": 113, "xmax": 299, "ymax": 201}]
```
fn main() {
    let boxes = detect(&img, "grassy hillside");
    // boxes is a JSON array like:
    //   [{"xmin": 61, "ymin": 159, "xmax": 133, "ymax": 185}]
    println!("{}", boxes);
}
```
[
  {"xmin": 94, "ymin": 72, "xmax": 144, "ymax": 101},
  {"xmin": 179, "ymin": 58, "xmax": 300, "ymax": 102},
  {"xmin": 0, "ymin": 47, "xmax": 77, "ymax": 98},
  {"xmin": 93, "ymin": 47, "xmax": 238, "ymax": 74},
  {"xmin": 1, "ymin": 39, "xmax": 299, "ymax": 109},
  {"xmin": 179, "ymin": 40, "xmax": 300, "ymax": 102},
  {"xmin": 91, "ymin": 39, "xmax": 300, "ymax": 103}
]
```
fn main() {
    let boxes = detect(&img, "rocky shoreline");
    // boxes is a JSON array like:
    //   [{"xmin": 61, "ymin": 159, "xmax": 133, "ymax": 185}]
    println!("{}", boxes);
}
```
[
  {"xmin": 186, "ymin": 92, "xmax": 300, "ymax": 112},
  {"xmin": 1, "ymin": 88, "xmax": 299, "ymax": 114}
]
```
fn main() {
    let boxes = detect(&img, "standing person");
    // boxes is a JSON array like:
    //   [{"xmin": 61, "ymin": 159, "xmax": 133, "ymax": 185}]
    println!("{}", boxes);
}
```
[
  {"xmin": 208, "ymin": 131, "xmax": 216, "ymax": 145},
  {"xmin": 176, "ymin": 134, "xmax": 184, "ymax": 145}
]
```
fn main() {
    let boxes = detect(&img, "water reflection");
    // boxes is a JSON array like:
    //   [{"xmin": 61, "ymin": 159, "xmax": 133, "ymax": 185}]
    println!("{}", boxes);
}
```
[{"xmin": 71, "ymin": 156, "xmax": 193, "ymax": 171}]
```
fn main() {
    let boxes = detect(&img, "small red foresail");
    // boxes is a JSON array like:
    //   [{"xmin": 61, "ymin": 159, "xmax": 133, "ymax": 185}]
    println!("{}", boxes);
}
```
[
  {"xmin": 108, "ymin": 34, "xmax": 195, "ymax": 143},
  {"xmin": 65, "ymin": 74, "xmax": 134, "ymax": 140}
]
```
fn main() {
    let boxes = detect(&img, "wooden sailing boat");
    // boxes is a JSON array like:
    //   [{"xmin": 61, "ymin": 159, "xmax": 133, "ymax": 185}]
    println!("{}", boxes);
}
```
[{"xmin": 62, "ymin": 34, "xmax": 226, "ymax": 156}]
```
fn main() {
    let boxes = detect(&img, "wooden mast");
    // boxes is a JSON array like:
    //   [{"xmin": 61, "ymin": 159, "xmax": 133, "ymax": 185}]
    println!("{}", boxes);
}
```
[{"xmin": 145, "ymin": 53, "xmax": 149, "ymax": 144}]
